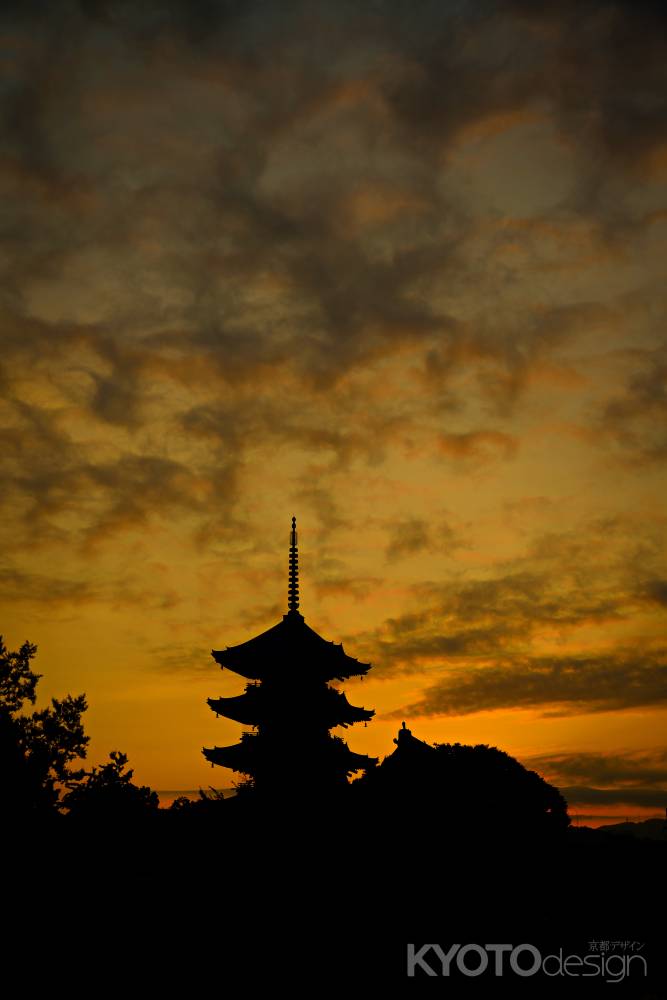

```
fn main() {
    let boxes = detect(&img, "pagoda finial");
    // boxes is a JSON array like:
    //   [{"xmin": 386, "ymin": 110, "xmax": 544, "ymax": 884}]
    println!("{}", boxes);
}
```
[{"xmin": 288, "ymin": 515, "xmax": 299, "ymax": 612}]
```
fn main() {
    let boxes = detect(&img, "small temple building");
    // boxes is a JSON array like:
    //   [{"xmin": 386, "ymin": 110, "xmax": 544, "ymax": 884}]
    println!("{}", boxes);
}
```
[
  {"xmin": 387, "ymin": 721, "xmax": 436, "ymax": 765},
  {"xmin": 203, "ymin": 517, "xmax": 377, "ymax": 798}
]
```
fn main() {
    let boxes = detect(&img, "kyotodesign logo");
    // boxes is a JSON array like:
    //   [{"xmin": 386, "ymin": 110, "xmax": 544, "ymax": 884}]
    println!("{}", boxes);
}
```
[{"xmin": 407, "ymin": 943, "xmax": 648, "ymax": 982}]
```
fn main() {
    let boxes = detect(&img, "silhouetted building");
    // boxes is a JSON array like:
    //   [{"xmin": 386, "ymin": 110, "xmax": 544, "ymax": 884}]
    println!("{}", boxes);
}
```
[
  {"xmin": 364, "ymin": 721, "xmax": 438, "ymax": 808},
  {"xmin": 389, "ymin": 720, "xmax": 435, "ymax": 760},
  {"xmin": 203, "ymin": 517, "xmax": 377, "ymax": 798}
]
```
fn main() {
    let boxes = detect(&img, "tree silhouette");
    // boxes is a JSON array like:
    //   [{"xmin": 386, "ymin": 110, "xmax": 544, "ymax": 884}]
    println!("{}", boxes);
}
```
[
  {"xmin": 432, "ymin": 741, "xmax": 570, "ymax": 836},
  {"xmin": 63, "ymin": 750, "xmax": 159, "ymax": 821},
  {"xmin": 1, "ymin": 636, "xmax": 158, "ymax": 828},
  {"xmin": 1, "ymin": 636, "xmax": 88, "ymax": 820},
  {"xmin": 169, "ymin": 786, "xmax": 226, "ymax": 815},
  {"xmin": 356, "ymin": 724, "xmax": 569, "ymax": 840}
]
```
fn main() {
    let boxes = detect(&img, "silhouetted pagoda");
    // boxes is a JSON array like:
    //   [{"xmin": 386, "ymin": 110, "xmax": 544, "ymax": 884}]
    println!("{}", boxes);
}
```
[{"xmin": 203, "ymin": 517, "xmax": 376, "ymax": 798}]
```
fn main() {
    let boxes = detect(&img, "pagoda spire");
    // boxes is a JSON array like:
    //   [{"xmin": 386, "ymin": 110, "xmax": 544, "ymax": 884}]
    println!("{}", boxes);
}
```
[{"xmin": 288, "ymin": 515, "xmax": 299, "ymax": 613}]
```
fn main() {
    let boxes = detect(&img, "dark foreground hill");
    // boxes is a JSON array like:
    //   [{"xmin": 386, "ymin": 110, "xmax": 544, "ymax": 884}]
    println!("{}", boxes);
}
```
[
  {"xmin": 7, "ymin": 795, "xmax": 665, "ymax": 997},
  {"xmin": 596, "ymin": 817, "xmax": 666, "ymax": 841}
]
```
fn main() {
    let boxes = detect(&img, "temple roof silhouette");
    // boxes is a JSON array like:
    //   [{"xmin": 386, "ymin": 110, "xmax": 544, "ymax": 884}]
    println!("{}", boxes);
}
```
[
  {"xmin": 208, "ymin": 684, "xmax": 373, "ymax": 727},
  {"xmin": 204, "ymin": 733, "xmax": 374, "ymax": 774},
  {"xmin": 211, "ymin": 611, "xmax": 371, "ymax": 683},
  {"xmin": 381, "ymin": 721, "xmax": 436, "ymax": 766}
]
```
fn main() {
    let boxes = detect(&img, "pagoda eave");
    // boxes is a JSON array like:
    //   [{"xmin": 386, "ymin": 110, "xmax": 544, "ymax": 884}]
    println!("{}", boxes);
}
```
[
  {"xmin": 211, "ymin": 649, "xmax": 371, "ymax": 683},
  {"xmin": 208, "ymin": 692, "xmax": 375, "ymax": 730},
  {"xmin": 211, "ymin": 613, "xmax": 372, "ymax": 682},
  {"xmin": 207, "ymin": 694, "xmax": 259, "ymax": 726},
  {"xmin": 211, "ymin": 649, "xmax": 261, "ymax": 681},
  {"xmin": 343, "ymin": 751, "xmax": 378, "ymax": 774},
  {"xmin": 203, "ymin": 743, "xmax": 254, "ymax": 773},
  {"xmin": 336, "ymin": 707, "xmax": 375, "ymax": 727}
]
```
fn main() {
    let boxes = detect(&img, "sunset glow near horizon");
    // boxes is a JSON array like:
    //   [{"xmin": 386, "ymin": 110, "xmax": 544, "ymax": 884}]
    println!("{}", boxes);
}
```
[{"xmin": 1, "ymin": 1, "xmax": 666, "ymax": 825}]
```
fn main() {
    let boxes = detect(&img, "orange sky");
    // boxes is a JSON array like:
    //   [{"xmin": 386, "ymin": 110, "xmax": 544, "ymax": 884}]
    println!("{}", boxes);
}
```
[{"xmin": 1, "ymin": 0, "xmax": 666, "ymax": 824}]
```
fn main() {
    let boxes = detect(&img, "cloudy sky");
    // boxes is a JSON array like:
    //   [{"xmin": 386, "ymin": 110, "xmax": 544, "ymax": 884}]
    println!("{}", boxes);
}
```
[{"xmin": 2, "ymin": 0, "xmax": 666, "ymax": 820}]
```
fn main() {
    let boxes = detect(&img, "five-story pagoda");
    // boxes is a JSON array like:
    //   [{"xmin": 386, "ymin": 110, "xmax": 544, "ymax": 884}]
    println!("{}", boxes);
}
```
[{"xmin": 203, "ymin": 517, "xmax": 376, "ymax": 798}]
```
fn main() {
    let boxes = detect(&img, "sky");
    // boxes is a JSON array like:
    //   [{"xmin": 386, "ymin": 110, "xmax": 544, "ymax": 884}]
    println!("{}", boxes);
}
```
[{"xmin": 1, "ymin": 0, "xmax": 666, "ymax": 823}]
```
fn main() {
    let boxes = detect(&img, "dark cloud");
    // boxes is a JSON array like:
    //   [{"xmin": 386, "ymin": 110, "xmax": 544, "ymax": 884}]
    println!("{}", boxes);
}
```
[
  {"xmin": 558, "ymin": 786, "xmax": 666, "ymax": 809},
  {"xmin": 84, "ymin": 453, "xmax": 235, "ymax": 543},
  {"xmin": 375, "ymin": 0, "xmax": 667, "ymax": 221},
  {"xmin": 505, "ymin": 0, "xmax": 667, "ymax": 178},
  {"xmin": 0, "ymin": 562, "xmax": 183, "ymax": 611},
  {"xmin": 352, "ymin": 553, "xmax": 641, "ymax": 677},
  {"xmin": 350, "ymin": 515, "xmax": 667, "ymax": 715},
  {"xmin": 437, "ymin": 430, "xmax": 518, "ymax": 462},
  {"xmin": 314, "ymin": 575, "xmax": 381, "ymax": 602},
  {"xmin": 642, "ymin": 580, "xmax": 667, "ymax": 607},
  {"xmin": 179, "ymin": 390, "xmax": 406, "ymax": 489},
  {"xmin": 2, "ymin": 0, "xmax": 662, "ymax": 406},
  {"xmin": 89, "ymin": 372, "xmax": 141, "ymax": 427},
  {"xmin": 385, "ymin": 518, "xmax": 431, "ymax": 562},
  {"xmin": 395, "ymin": 646, "xmax": 667, "ymax": 717},
  {"xmin": 0, "ymin": 393, "xmax": 240, "ymax": 549},
  {"xmin": 602, "ymin": 344, "xmax": 667, "ymax": 463},
  {"xmin": 1, "ymin": 0, "xmax": 665, "ymax": 619},
  {"xmin": 527, "ymin": 747, "xmax": 667, "ymax": 788},
  {"xmin": 524, "ymin": 746, "xmax": 667, "ymax": 810},
  {"xmin": 150, "ymin": 641, "xmax": 219, "ymax": 677},
  {"xmin": 0, "ymin": 566, "xmax": 96, "ymax": 605},
  {"xmin": 378, "ymin": 512, "xmax": 465, "ymax": 574}
]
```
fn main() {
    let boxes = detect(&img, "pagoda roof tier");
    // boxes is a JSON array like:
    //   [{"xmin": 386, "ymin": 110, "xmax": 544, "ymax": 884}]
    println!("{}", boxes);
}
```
[
  {"xmin": 207, "ymin": 685, "xmax": 375, "ymax": 729},
  {"xmin": 325, "ymin": 734, "xmax": 378, "ymax": 774},
  {"xmin": 338, "ymin": 745, "xmax": 379, "ymax": 775},
  {"xmin": 203, "ymin": 741, "xmax": 255, "ymax": 774},
  {"xmin": 212, "ymin": 609, "xmax": 371, "ymax": 682},
  {"xmin": 203, "ymin": 733, "xmax": 378, "ymax": 775}
]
